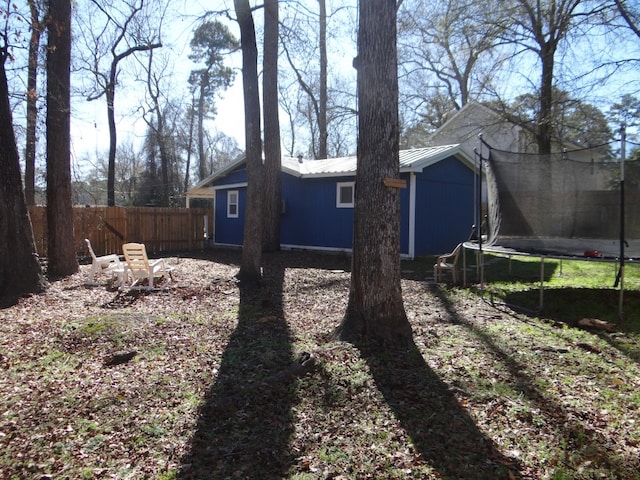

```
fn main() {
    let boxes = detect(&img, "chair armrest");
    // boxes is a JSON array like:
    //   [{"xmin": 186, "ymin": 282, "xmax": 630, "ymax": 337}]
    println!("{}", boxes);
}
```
[
  {"xmin": 436, "ymin": 252, "xmax": 454, "ymax": 263},
  {"xmin": 435, "ymin": 244, "xmax": 462, "ymax": 266}
]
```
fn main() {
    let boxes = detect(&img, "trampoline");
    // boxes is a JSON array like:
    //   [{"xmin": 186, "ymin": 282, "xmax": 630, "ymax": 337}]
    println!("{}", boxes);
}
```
[{"xmin": 463, "ymin": 133, "xmax": 640, "ymax": 318}]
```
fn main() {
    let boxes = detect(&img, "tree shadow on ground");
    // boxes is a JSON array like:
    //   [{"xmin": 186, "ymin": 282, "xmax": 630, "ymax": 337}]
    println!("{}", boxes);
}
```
[
  {"xmin": 100, "ymin": 290, "xmax": 147, "ymax": 308},
  {"xmin": 192, "ymin": 247, "xmax": 352, "ymax": 272},
  {"xmin": 400, "ymin": 251, "xmax": 560, "ymax": 284},
  {"xmin": 501, "ymin": 287, "xmax": 640, "ymax": 363},
  {"xmin": 430, "ymin": 284, "xmax": 638, "ymax": 477},
  {"xmin": 356, "ymin": 337, "xmax": 522, "ymax": 479},
  {"xmin": 480, "ymin": 254, "xmax": 559, "ymax": 284},
  {"xmin": 177, "ymin": 259, "xmax": 297, "ymax": 479},
  {"xmin": 503, "ymin": 288, "xmax": 640, "ymax": 330}
]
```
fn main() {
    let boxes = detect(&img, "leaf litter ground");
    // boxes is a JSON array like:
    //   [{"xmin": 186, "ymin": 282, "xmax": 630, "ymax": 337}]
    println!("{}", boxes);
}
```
[{"xmin": 0, "ymin": 249, "xmax": 639, "ymax": 479}]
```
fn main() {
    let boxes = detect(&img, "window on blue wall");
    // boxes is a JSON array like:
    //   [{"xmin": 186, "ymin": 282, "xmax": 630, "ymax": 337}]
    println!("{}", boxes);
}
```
[
  {"xmin": 227, "ymin": 190, "xmax": 239, "ymax": 218},
  {"xmin": 336, "ymin": 182, "xmax": 355, "ymax": 208}
]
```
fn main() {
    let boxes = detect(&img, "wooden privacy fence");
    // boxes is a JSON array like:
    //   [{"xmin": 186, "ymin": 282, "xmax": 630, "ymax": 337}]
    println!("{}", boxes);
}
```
[{"xmin": 28, "ymin": 206, "xmax": 212, "ymax": 258}]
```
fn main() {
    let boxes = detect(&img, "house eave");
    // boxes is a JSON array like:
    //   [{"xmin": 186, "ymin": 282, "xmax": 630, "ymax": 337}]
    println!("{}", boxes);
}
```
[
  {"xmin": 189, "ymin": 155, "xmax": 247, "ymax": 190},
  {"xmin": 187, "ymin": 145, "xmax": 476, "ymax": 198},
  {"xmin": 299, "ymin": 171, "xmax": 356, "ymax": 178},
  {"xmin": 402, "ymin": 144, "xmax": 478, "ymax": 173}
]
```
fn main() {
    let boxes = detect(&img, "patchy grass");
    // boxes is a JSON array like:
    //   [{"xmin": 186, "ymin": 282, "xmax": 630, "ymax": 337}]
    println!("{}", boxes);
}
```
[
  {"xmin": 467, "ymin": 253, "xmax": 640, "ymax": 324},
  {"xmin": 0, "ymin": 249, "xmax": 639, "ymax": 479}
]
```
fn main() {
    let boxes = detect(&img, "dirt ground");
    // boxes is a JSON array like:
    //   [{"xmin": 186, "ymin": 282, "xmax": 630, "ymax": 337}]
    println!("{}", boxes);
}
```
[{"xmin": 1, "ymin": 248, "xmax": 639, "ymax": 479}]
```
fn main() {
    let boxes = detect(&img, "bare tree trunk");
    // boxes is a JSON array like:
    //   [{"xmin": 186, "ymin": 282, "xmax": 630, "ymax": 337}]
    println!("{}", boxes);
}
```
[
  {"xmin": 336, "ymin": 0, "xmax": 412, "ymax": 346},
  {"xmin": 0, "ymin": 47, "xmax": 46, "ymax": 302},
  {"xmin": 197, "ymin": 80, "xmax": 207, "ymax": 180},
  {"xmin": 509, "ymin": 0, "xmax": 582, "ymax": 155},
  {"xmin": 146, "ymin": 51, "xmax": 170, "ymax": 206},
  {"xmin": 262, "ymin": 0, "xmax": 282, "ymax": 252},
  {"xmin": 153, "ymin": 110, "xmax": 170, "ymax": 207},
  {"xmin": 279, "ymin": 0, "xmax": 328, "ymax": 159},
  {"xmin": 25, "ymin": 0, "xmax": 43, "ymax": 206},
  {"xmin": 88, "ymin": 0, "xmax": 161, "ymax": 207},
  {"xmin": 158, "ymin": 129, "xmax": 170, "ymax": 206},
  {"xmin": 615, "ymin": 0, "xmax": 640, "ymax": 39},
  {"xmin": 318, "ymin": 0, "xmax": 328, "ymax": 159},
  {"xmin": 106, "ymin": 64, "xmax": 118, "ymax": 206},
  {"xmin": 235, "ymin": 0, "xmax": 263, "ymax": 284},
  {"xmin": 538, "ymin": 44, "xmax": 555, "ymax": 156},
  {"xmin": 46, "ymin": 0, "xmax": 78, "ymax": 278},
  {"xmin": 184, "ymin": 100, "xmax": 195, "ymax": 194}
]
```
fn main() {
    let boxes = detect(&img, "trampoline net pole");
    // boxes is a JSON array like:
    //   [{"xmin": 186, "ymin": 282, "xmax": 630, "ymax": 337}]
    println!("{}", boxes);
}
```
[
  {"xmin": 539, "ymin": 258, "xmax": 544, "ymax": 312},
  {"xmin": 618, "ymin": 125, "xmax": 626, "ymax": 320}
]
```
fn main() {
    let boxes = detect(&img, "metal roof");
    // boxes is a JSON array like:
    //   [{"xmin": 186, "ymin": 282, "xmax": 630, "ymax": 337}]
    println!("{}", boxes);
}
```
[
  {"xmin": 188, "ymin": 144, "xmax": 475, "ymax": 195},
  {"xmin": 281, "ymin": 156, "xmax": 357, "ymax": 177},
  {"xmin": 282, "ymin": 144, "xmax": 475, "ymax": 178},
  {"xmin": 399, "ymin": 144, "xmax": 475, "ymax": 171}
]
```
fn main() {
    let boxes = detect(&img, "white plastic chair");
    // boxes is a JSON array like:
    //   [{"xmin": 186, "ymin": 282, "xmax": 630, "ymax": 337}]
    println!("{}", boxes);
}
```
[
  {"xmin": 85, "ymin": 238, "xmax": 121, "ymax": 285},
  {"xmin": 121, "ymin": 242, "xmax": 173, "ymax": 290},
  {"xmin": 434, "ymin": 243, "xmax": 462, "ymax": 284}
]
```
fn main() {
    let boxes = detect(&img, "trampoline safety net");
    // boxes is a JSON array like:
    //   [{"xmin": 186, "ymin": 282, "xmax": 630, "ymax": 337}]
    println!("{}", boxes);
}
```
[{"xmin": 483, "ymin": 145, "xmax": 640, "ymax": 259}]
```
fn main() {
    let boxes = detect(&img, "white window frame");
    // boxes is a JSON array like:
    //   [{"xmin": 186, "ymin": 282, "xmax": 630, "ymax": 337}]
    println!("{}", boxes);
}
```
[
  {"xmin": 336, "ymin": 181, "xmax": 355, "ymax": 208},
  {"xmin": 227, "ymin": 190, "xmax": 239, "ymax": 218}
]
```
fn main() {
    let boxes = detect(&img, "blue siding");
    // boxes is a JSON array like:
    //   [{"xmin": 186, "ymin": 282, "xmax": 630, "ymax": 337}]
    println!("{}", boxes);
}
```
[
  {"xmin": 217, "ymin": 167, "xmax": 247, "ymax": 186},
  {"xmin": 214, "ymin": 187, "xmax": 246, "ymax": 246},
  {"xmin": 210, "ymin": 155, "xmax": 474, "ymax": 257},
  {"xmin": 413, "ymin": 157, "xmax": 474, "ymax": 255},
  {"xmin": 281, "ymin": 174, "xmax": 354, "ymax": 249}
]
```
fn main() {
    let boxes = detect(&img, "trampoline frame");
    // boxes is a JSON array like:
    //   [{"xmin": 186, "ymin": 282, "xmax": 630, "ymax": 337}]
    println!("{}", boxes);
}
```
[
  {"xmin": 461, "ymin": 241, "xmax": 634, "ymax": 318},
  {"xmin": 469, "ymin": 132, "xmax": 633, "ymax": 320}
]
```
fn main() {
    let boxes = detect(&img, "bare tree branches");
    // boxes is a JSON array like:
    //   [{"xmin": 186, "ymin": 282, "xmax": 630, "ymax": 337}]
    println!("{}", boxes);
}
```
[
  {"xmin": 615, "ymin": 0, "xmax": 640, "ymax": 39},
  {"xmin": 77, "ymin": 0, "xmax": 163, "ymax": 205}
]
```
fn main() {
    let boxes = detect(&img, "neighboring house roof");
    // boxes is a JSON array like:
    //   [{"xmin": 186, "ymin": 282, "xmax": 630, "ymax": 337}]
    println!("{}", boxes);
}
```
[
  {"xmin": 428, "ymin": 101, "xmax": 525, "ymax": 153},
  {"xmin": 188, "ymin": 144, "xmax": 476, "ymax": 196},
  {"xmin": 428, "ymin": 101, "xmax": 588, "ymax": 154}
]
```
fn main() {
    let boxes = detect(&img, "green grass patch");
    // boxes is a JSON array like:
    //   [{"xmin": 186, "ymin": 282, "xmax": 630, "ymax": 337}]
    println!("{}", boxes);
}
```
[
  {"xmin": 64, "ymin": 315, "xmax": 129, "ymax": 346},
  {"xmin": 427, "ymin": 253, "xmax": 640, "ymax": 335}
]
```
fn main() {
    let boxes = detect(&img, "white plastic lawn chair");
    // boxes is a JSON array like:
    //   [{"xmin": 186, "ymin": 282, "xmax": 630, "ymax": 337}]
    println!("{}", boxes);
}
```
[
  {"xmin": 85, "ymin": 238, "xmax": 122, "ymax": 285},
  {"xmin": 121, "ymin": 242, "xmax": 173, "ymax": 290},
  {"xmin": 433, "ymin": 243, "xmax": 462, "ymax": 284}
]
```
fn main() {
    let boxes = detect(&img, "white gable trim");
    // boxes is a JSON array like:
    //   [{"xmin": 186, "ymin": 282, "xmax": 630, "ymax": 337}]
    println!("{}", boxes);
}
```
[
  {"xmin": 212, "ymin": 182, "xmax": 248, "ymax": 190},
  {"xmin": 408, "ymin": 173, "xmax": 416, "ymax": 259}
]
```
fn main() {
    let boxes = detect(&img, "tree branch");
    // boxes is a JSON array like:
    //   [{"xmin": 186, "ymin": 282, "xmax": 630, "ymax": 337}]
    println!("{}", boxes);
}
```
[
  {"xmin": 615, "ymin": 0, "xmax": 640, "ymax": 40},
  {"xmin": 279, "ymin": 32, "xmax": 320, "ymax": 129},
  {"xmin": 114, "ymin": 42, "xmax": 162, "ymax": 63}
]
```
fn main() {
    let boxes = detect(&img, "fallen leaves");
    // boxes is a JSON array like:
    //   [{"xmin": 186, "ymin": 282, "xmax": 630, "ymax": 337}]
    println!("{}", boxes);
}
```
[{"xmin": 0, "ymin": 250, "xmax": 639, "ymax": 479}]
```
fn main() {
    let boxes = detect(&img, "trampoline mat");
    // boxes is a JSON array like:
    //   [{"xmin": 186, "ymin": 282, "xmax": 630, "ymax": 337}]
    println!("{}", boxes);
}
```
[{"xmin": 472, "ymin": 237, "xmax": 640, "ymax": 261}]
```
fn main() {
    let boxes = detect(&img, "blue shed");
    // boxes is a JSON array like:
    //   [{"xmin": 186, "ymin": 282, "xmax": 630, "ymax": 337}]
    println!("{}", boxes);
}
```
[{"xmin": 186, "ymin": 144, "xmax": 477, "ymax": 258}]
